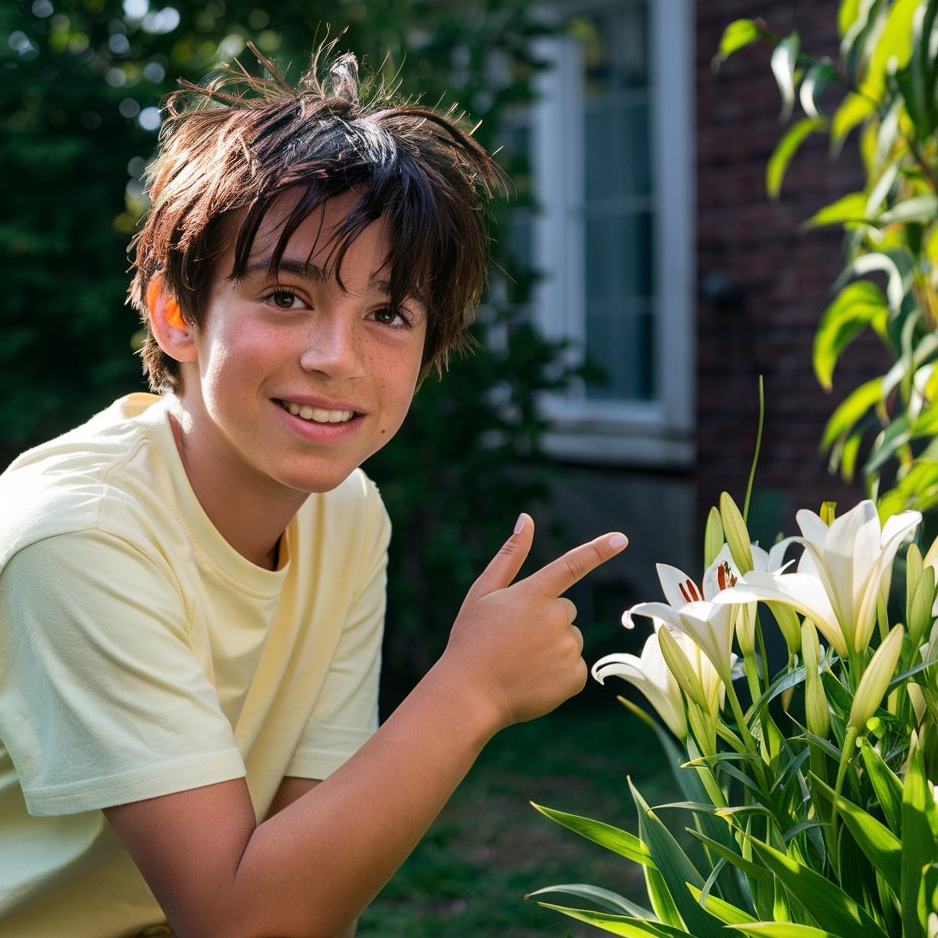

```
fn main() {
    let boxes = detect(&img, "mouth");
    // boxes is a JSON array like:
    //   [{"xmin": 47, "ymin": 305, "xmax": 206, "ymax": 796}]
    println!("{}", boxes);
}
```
[{"xmin": 278, "ymin": 400, "xmax": 357, "ymax": 424}]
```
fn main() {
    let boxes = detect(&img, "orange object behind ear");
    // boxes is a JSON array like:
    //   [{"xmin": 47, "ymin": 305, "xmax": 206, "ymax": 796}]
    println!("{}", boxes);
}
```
[{"xmin": 146, "ymin": 278, "xmax": 185, "ymax": 330}]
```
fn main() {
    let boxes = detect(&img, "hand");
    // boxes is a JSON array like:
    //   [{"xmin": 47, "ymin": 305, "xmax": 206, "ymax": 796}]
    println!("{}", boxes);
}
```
[{"xmin": 442, "ymin": 513, "xmax": 628, "ymax": 730}]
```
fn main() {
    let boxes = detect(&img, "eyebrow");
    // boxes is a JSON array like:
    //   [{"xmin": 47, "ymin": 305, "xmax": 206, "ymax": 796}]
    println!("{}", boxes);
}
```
[{"xmin": 246, "ymin": 256, "xmax": 394, "ymax": 294}]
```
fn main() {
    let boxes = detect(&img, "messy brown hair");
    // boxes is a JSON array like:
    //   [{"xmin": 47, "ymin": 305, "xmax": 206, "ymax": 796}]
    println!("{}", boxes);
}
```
[{"xmin": 128, "ymin": 38, "xmax": 507, "ymax": 392}]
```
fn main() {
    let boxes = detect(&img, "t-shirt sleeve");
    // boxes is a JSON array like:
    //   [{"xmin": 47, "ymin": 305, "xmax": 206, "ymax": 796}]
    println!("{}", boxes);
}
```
[
  {"xmin": 0, "ymin": 530, "xmax": 246, "ymax": 816},
  {"xmin": 285, "ymin": 482, "xmax": 391, "ymax": 781}
]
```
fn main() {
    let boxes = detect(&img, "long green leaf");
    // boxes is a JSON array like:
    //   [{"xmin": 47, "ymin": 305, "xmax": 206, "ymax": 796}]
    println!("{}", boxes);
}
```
[
  {"xmin": 813, "ymin": 281, "xmax": 889, "ymax": 389},
  {"xmin": 746, "ymin": 836, "xmax": 891, "ymax": 938},
  {"xmin": 802, "ymin": 191, "xmax": 869, "ymax": 229},
  {"xmin": 687, "ymin": 885, "xmax": 756, "ymax": 926},
  {"xmin": 631, "ymin": 781, "xmax": 726, "ymax": 938},
  {"xmin": 831, "ymin": 92, "xmax": 875, "ymax": 150},
  {"xmin": 770, "ymin": 34, "xmax": 801, "ymax": 122},
  {"xmin": 686, "ymin": 829, "xmax": 772, "ymax": 883},
  {"xmin": 876, "ymin": 194, "xmax": 938, "ymax": 225},
  {"xmin": 767, "ymin": 117, "xmax": 826, "ymax": 199},
  {"xmin": 809, "ymin": 774, "xmax": 901, "ymax": 894},
  {"xmin": 728, "ymin": 925, "xmax": 847, "ymax": 938},
  {"xmin": 532, "ymin": 902, "xmax": 696, "ymax": 938},
  {"xmin": 820, "ymin": 377, "xmax": 883, "ymax": 450},
  {"xmin": 716, "ymin": 19, "xmax": 762, "ymax": 63},
  {"xmin": 531, "ymin": 803, "xmax": 652, "ymax": 865},
  {"xmin": 901, "ymin": 739, "xmax": 938, "ymax": 938},
  {"xmin": 858, "ymin": 738, "xmax": 904, "ymax": 833},
  {"xmin": 527, "ymin": 883, "xmax": 654, "ymax": 918},
  {"xmin": 859, "ymin": 0, "xmax": 920, "ymax": 101}
]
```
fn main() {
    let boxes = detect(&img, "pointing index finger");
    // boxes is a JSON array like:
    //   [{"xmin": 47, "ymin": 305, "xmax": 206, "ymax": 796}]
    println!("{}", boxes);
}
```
[{"xmin": 529, "ymin": 532, "xmax": 628, "ymax": 597}]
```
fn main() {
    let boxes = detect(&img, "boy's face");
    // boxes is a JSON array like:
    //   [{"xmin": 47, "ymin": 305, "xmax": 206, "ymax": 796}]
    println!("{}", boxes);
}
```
[{"xmin": 171, "ymin": 191, "xmax": 427, "ymax": 501}]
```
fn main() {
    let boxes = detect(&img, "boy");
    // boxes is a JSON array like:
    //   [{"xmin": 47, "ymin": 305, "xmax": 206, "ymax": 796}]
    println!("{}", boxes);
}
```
[{"xmin": 0, "ymin": 40, "xmax": 627, "ymax": 938}]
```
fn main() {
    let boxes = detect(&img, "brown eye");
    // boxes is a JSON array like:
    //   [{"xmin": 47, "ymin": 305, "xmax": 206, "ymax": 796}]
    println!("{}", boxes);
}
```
[
  {"xmin": 373, "ymin": 308, "xmax": 407, "ymax": 327},
  {"xmin": 269, "ymin": 291, "xmax": 299, "ymax": 309}
]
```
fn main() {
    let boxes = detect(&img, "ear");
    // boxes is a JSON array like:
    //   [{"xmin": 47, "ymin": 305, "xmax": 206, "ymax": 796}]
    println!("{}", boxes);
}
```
[{"xmin": 146, "ymin": 275, "xmax": 197, "ymax": 363}]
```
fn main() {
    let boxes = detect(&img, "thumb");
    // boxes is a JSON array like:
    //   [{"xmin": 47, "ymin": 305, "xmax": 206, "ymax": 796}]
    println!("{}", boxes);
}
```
[{"xmin": 464, "ymin": 512, "xmax": 535, "ymax": 601}]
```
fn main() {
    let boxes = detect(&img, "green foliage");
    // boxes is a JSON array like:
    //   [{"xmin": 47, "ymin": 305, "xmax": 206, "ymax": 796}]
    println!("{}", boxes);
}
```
[
  {"xmin": 715, "ymin": 1, "xmax": 938, "ymax": 521},
  {"xmin": 531, "ymin": 496, "xmax": 938, "ymax": 936},
  {"xmin": 0, "ymin": 0, "xmax": 576, "ymax": 699}
]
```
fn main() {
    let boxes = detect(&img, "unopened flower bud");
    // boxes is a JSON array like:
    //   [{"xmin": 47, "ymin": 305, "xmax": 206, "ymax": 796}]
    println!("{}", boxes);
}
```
[
  {"xmin": 802, "ymin": 619, "xmax": 830, "ymax": 738},
  {"xmin": 848, "ymin": 625, "xmax": 905, "ymax": 732}
]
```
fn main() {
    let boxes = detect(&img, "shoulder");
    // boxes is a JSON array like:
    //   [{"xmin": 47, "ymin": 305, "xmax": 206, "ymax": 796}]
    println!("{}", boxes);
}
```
[{"xmin": 0, "ymin": 394, "xmax": 178, "ymax": 569}]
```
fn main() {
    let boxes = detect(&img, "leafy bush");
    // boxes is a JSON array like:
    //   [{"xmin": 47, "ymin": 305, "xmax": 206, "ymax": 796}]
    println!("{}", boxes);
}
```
[{"xmin": 716, "ymin": 0, "xmax": 938, "ymax": 519}]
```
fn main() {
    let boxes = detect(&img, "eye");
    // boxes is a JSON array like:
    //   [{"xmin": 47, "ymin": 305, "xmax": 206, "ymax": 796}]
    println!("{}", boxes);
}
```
[
  {"xmin": 371, "ymin": 307, "xmax": 409, "ymax": 328},
  {"xmin": 266, "ymin": 289, "xmax": 303, "ymax": 310}
]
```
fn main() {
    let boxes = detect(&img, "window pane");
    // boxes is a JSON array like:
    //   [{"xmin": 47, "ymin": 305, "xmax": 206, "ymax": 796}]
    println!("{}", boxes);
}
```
[
  {"xmin": 584, "ymin": 300, "xmax": 654, "ymax": 401},
  {"xmin": 579, "ymin": 0, "xmax": 654, "ymax": 402}
]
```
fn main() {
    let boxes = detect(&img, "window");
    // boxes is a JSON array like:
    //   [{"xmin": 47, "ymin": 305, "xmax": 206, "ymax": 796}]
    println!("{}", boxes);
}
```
[{"xmin": 522, "ymin": 0, "xmax": 695, "ymax": 466}]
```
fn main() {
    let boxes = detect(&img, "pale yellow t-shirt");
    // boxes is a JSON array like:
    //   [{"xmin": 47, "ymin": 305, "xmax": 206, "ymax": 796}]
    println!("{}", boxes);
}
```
[{"xmin": 0, "ymin": 393, "xmax": 390, "ymax": 937}]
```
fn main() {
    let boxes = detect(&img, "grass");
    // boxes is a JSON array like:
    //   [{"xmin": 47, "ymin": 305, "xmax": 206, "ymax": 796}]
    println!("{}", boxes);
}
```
[{"xmin": 357, "ymin": 688, "xmax": 678, "ymax": 937}]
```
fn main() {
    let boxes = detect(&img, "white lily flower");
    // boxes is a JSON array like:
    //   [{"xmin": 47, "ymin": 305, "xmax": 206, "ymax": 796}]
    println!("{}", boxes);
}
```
[
  {"xmin": 715, "ymin": 500, "xmax": 920, "ymax": 657},
  {"xmin": 624, "ymin": 544, "xmax": 757, "ymax": 682},
  {"xmin": 592, "ymin": 622, "xmax": 687, "ymax": 739}
]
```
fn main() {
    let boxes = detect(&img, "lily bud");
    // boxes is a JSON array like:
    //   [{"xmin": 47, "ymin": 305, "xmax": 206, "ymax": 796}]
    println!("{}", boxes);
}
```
[
  {"xmin": 719, "ymin": 492, "xmax": 753, "ymax": 574},
  {"xmin": 801, "ymin": 619, "xmax": 829, "ymax": 738},
  {"xmin": 657, "ymin": 625, "xmax": 709, "ymax": 711},
  {"xmin": 848, "ymin": 625, "xmax": 905, "ymax": 732},
  {"xmin": 704, "ymin": 506, "xmax": 725, "ymax": 569}
]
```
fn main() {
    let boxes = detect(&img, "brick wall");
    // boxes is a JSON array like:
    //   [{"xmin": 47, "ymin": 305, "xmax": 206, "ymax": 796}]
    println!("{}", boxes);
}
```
[{"xmin": 694, "ymin": 0, "xmax": 884, "ymax": 542}]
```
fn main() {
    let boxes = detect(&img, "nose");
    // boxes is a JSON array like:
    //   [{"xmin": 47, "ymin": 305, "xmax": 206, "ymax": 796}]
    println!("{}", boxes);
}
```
[{"xmin": 298, "ymin": 311, "xmax": 365, "ymax": 379}]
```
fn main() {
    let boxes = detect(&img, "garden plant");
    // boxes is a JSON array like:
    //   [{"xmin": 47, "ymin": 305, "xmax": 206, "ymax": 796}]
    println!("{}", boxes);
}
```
[{"xmin": 529, "ymin": 2, "xmax": 938, "ymax": 935}]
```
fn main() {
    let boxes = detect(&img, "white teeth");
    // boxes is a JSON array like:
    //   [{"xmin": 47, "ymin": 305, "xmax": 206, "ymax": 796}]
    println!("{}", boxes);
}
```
[{"xmin": 284, "ymin": 402, "xmax": 354, "ymax": 423}]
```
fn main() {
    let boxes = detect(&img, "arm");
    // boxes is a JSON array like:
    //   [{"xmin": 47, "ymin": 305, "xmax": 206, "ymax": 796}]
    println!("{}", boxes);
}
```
[{"xmin": 105, "ymin": 514, "xmax": 627, "ymax": 938}]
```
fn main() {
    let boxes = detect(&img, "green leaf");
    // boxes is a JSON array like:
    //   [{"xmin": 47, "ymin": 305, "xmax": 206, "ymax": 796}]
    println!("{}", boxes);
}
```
[
  {"xmin": 767, "ymin": 117, "xmax": 826, "ymax": 199},
  {"xmin": 728, "ymin": 925, "xmax": 849, "ymax": 938},
  {"xmin": 687, "ymin": 885, "xmax": 756, "ymax": 925},
  {"xmin": 838, "ymin": 0, "xmax": 862, "ymax": 40},
  {"xmin": 901, "ymin": 739, "xmax": 938, "ymax": 938},
  {"xmin": 813, "ymin": 281, "xmax": 889, "ymax": 390},
  {"xmin": 770, "ymin": 34, "xmax": 801, "ymax": 122},
  {"xmin": 531, "ymin": 803, "xmax": 652, "ymax": 865},
  {"xmin": 527, "ymin": 883, "xmax": 654, "ymax": 918},
  {"xmin": 802, "ymin": 191, "xmax": 869, "ymax": 229},
  {"xmin": 858, "ymin": 740, "xmax": 903, "ymax": 833},
  {"xmin": 809, "ymin": 774, "xmax": 902, "ymax": 894},
  {"xmin": 716, "ymin": 19, "xmax": 763, "ymax": 64},
  {"xmin": 831, "ymin": 92, "xmax": 875, "ymax": 150},
  {"xmin": 819, "ymin": 377, "xmax": 883, "ymax": 450},
  {"xmin": 859, "ymin": 0, "xmax": 920, "ymax": 102},
  {"xmin": 631, "ymin": 781, "xmax": 726, "ymax": 938},
  {"xmin": 799, "ymin": 60, "xmax": 838, "ymax": 119},
  {"xmin": 837, "ymin": 248, "xmax": 914, "ymax": 314},
  {"xmin": 745, "ymin": 836, "xmax": 891, "ymax": 938},
  {"xmin": 876, "ymin": 194, "xmax": 938, "ymax": 226},
  {"xmin": 531, "ymin": 902, "xmax": 693, "ymax": 937},
  {"xmin": 685, "ymin": 829, "xmax": 773, "ymax": 884}
]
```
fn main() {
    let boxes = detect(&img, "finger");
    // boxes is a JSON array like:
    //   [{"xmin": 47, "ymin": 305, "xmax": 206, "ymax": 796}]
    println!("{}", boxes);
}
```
[
  {"xmin": 527, "ymin": 532, "xmax": 628, "ymax": 598},
  {"xmin": 464, "ymin": 512, "xmax": 535, "ymax": 600}
]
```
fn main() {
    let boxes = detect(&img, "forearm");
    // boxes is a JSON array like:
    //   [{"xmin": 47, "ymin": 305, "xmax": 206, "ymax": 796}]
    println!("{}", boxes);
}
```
[
  {"xmin": 109, "ymin": 660, "xmax": 499, "ymax": 938},
  {"xmin": 235, "ymin": 660, "xmax": 498, "ymax": 935}
]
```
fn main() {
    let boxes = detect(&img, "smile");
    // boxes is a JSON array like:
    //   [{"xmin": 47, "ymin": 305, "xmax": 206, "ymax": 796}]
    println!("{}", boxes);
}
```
[{"xmin": 281, "ymin": 401, "xmax": 355, "ymax": 424}]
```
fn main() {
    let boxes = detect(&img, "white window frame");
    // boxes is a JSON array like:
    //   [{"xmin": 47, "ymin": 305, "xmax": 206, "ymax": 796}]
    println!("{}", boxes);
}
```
[{"xmin": 529, "ymin": 0, "xmax": 695, "ymax": 467}]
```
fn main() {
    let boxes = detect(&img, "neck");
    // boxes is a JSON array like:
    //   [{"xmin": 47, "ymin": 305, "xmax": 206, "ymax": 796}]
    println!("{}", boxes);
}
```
[{"xmin": 168, "ymin": 410, "xmax": 302, "ymax": 570}]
